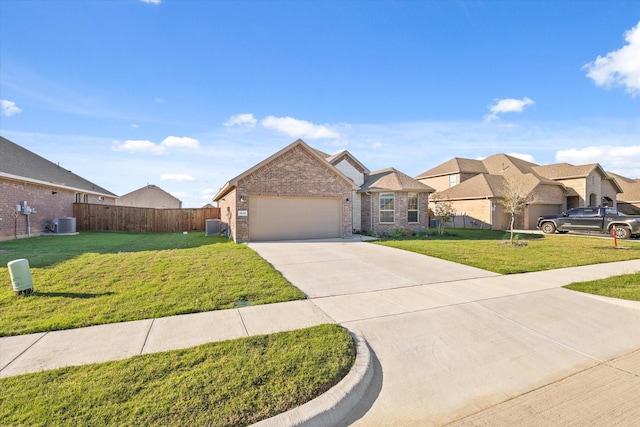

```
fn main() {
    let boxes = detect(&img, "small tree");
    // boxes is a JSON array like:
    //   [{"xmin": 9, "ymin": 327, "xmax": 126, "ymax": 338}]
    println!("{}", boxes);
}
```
[
  {"xmin": 500, "ymin": 177, "xmax": 533, "ymax": 244},
  {"xmin": 431, "ymin": 193, "xmax": 455, "ymax": 236}
]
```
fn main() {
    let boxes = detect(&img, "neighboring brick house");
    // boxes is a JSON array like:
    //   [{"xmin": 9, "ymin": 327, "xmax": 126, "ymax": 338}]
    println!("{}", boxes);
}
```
[
  {"xmin": 360, "ymin": 168, "xmax": 432, "ymax": 235},
  {"xmin": 214, "ymin": 139, "xmax": 434, "ymax": 242},
  {"xmin": 416, "ymin": 154, "xmax": 622, "ymax": 230},
  {"xmin": 608, "ymin": 172, "xmax": 640, "ymax": 215},
  {"xmin": 1, "ymin": 136, "xmax": 117, "ymax": 240},
  {"xmin": 118, "ymin": 184, "xmax": 182, "ymax": 208}
]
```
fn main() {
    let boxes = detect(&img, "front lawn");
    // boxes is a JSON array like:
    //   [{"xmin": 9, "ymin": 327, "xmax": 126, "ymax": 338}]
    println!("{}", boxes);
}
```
[
  {"xmin": 0, "ymin": 232, "xmax": 305, "ymax": 336},
  {"xmin": 375, "ymin": 229, "xmax": 640, "ymax": 274},
  {"xmin": 0, "ymin": 324, "xmax": 355, "ymax": 427},
  {"xmin": 564, "ymin": 272, "xmax": 640, "ymax": 301}
]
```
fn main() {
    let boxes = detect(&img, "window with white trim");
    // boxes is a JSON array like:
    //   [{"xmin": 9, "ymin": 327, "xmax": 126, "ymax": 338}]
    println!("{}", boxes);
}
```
[
  {"xmin": 379, "ymin": 193, "xmax": 395, "ymax": 223},
  {"xmin": 408, "ymin": 193, "xmax": 418, "ymax": 223},
  {"xmin": 448, "ymin": 174, "xmax": 456, "ymax": 187}
]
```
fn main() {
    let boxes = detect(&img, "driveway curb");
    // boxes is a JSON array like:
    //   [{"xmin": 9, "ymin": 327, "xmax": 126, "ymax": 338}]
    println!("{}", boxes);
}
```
[{"xmin": 252, "ymin": 333, "xmax": 373, "ymax": 427}]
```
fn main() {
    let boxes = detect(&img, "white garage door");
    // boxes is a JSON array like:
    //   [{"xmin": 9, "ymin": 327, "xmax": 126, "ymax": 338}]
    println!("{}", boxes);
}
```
[{"xmin": 249, "ymin": 196, "xmax": 342, "ymax": 241}]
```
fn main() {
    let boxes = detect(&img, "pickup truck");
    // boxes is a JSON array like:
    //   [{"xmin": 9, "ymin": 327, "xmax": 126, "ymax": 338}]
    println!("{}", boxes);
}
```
[{"xmin": 536, "ymin": 207, "xmax": 640, "ymax": 239}]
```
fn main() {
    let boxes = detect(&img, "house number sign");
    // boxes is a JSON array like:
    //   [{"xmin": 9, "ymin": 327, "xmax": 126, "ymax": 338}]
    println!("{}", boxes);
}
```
[{"xmin": 238, "ymin": 210, "xmax": 248, "ymax": 217}]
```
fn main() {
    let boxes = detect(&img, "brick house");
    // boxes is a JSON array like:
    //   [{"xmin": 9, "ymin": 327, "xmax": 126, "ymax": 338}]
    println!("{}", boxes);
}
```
[
  {"xmin": 417, "ymin": 154, "xmax": 623, "ymax": 230},
  {"xmin": 214, "ymin": 139, "xmax": 433, "ymax": 242},
  {"xmin": 118, "ymin": 184, "xmax": 182, "ymax": 208},
  {"xmin": 0, "ymin": 136, "xmax": 117, "ymax": 240}
]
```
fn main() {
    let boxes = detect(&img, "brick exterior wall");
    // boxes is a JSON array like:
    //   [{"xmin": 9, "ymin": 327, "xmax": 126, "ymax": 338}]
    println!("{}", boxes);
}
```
[
  {"xmin": 1, "ymin": 179, "xmax": 115, "ymax": 240},
  {"xmin": 360, "ymin": 192, "xmax": 429, "ymax": 235},
  {"xmin": 217, "ymin": 188, "xmax": 236, "ymax": 240},
  {"xmin": 232, "ymin": 145, "xmax": 353, "ymax": 242}
]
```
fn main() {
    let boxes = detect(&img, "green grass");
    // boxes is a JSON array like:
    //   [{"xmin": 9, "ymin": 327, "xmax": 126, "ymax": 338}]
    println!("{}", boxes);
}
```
[
  {"xmin": 375, "ymin": 229, "xmax": 640, "ymax": 274},
  {"xmin": 0, "ymin": 324, "xmax": 355, "ymax": 427},
  {"xmin": 564, "ymin": 273, "xmax": 640, "ymax": 301},
  {"xmin": 0, "ymin": 232, "xmax": 305, "ymax": 336}
]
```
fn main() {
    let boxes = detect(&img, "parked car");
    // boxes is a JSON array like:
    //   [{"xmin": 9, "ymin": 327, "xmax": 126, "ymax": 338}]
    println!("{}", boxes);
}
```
[{"xmin": 537, "ymin": 207, "xmax": 640, "ymax": 239}]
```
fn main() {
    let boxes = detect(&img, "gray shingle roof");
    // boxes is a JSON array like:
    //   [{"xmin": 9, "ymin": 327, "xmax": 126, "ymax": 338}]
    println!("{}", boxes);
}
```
[
  {"xmin": 532, "ymin": 163, "xmax": 601, "ymax": 179},
  {"xmin": 608, "ymin": 172, "xmax": 640, "ymax": 202},
  {"xmin": 0, "ymin": 136, "xmax": 116, "ymax": 196},
  {"xmin": 360, "ymin": 168, "xmax": 434, "ymax": 193},
  {"xmin": 416, "ymin": 157, "xmax": 487, "ymax": 179}
]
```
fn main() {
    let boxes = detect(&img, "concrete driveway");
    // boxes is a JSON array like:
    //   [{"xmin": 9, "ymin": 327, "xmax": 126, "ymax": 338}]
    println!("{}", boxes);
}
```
[{"xmin": 249, "ymin": 239, "xmax": 640, "ymax": 426}]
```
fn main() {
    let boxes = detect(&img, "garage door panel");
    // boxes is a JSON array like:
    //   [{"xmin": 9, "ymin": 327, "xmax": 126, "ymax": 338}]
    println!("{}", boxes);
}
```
[{"xmin": 250, "ymin": 196, "xmax": 341, "ymax": 241}]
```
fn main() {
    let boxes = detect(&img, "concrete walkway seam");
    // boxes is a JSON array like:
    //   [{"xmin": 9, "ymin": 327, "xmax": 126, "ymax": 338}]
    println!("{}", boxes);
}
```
[{"xmin": 251, "ymin": 333, "xmax": 373, "ymax": 427}]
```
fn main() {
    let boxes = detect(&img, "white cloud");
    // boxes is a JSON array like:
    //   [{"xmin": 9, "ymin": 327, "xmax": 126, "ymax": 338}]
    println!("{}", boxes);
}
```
[
  {"xmin": 131, "ymin": 123, "xmax": 139, "ymax": 128},
  {"xmin": 112, "ymin": 136, "xmax": 199, "ymax": 154},
  {"xmin": 113, "ymin": 139, "xmax": 165, "ymax": 154},
  {"xmin": 224, "ymin": 113, "xmax": 258, "ymax": 128},
  {"xmin": 261, "ymin": 116, "xmax": 340, "ymax": 139},
  {"xmin": 556, "ymin": 145, "xmax": 640, "ymax": 177},
  {"xmin": 0, "ymin": 99, "xmax": 22, "ymax": 116},
  {"xmin": 583, "ymin": 21, "xmax": 640, "ymax": 96},
  {"xmin": 484, "ymin": 97, "xmax": 535, "ymax": 122},
  {"xmin": 507, "ymin": 152, "xmax": 536, "ymax": 163},
  {"xmin": 161, "ymin": 173, "xmax": 195, "ymax": 182},
  {"xmin": 141, "ymin": 0, "xmax": 161, "ymax": 5},
  {"xmin": 161, "ymin": 136, "xmax": 200, "ymax": 149}
]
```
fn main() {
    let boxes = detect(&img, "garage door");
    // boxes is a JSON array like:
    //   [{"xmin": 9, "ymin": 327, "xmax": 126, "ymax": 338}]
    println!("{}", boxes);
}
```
[{"xmin": 249, "ymin": 196, "xmax": 342, "ymax": 241}]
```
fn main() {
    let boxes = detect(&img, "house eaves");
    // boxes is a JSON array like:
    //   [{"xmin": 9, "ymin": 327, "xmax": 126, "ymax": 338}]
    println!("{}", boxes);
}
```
[
  {"xmin": 0, "ymin": 172, "xmax": 118, "ymax": 199},
  {"xmin": 213, "ymin": 139, "xmax": 359, "ymax": 201}
]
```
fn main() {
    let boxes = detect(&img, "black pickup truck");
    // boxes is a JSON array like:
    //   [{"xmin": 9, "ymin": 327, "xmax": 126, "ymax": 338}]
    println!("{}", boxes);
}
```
[{"xmin": 537, "ymin": 207, "xmax": 640, "ymax": 239}]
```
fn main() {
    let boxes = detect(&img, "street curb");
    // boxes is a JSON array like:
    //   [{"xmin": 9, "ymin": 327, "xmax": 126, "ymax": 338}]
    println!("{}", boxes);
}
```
[{"xmin": 252, "ymin": 333, "xmax": 374, "ymax": 427}]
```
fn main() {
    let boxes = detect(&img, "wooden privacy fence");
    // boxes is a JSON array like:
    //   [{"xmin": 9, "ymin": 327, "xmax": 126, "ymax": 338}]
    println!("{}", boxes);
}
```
[{"xmin": 73, "ymin": 203, "xmax": 221, "ymax": 233}]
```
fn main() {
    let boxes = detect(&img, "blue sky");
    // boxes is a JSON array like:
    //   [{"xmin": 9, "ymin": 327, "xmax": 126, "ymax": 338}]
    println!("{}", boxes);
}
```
[{"xmin": 1, "ymin": 0, "xmax": 639, "ymax": 207}]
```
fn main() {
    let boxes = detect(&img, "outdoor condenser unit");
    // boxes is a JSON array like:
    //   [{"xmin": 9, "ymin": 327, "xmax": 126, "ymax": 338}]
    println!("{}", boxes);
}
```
[
  {"xmin": 54, "ymin": 217, "xmax": 77, "ymax": 234},
  {"xmin": 205, "ymin": 219, "xmax": 221, "ymax": 236}
]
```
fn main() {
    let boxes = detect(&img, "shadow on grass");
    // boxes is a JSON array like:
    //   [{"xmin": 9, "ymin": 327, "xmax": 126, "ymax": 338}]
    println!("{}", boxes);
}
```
[
  {"xmin": 33, "ymin": 291, "xmax": 117, "ymax": 299},
  {"xmin": 0, "ymin": 231, "xmax": 231, "ymax": 268}
]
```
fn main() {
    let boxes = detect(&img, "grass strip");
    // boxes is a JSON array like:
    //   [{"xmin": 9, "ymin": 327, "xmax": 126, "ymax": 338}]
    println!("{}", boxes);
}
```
[
  {"xmin": 564, "ymin": 272, "xmax": 640, "ymax": 301},
  {"xmin": 0, "ymin": 324, "xmax": 355, "ymax": 427},
  {"xmin": 0, "ymin": 232, "xmax": 304, "ymax": 336}
]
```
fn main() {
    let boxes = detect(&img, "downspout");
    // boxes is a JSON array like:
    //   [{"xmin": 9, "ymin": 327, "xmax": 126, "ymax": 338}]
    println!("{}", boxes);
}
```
[{"xmin": 366, "ymin": 192, "xmax": 373, "ymax": 235}]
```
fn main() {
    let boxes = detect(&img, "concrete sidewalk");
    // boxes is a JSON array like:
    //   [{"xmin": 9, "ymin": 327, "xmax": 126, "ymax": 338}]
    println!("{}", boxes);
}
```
[{"xmin": 0, "ymin": 299, "xmax": 333, "ymax": 378}]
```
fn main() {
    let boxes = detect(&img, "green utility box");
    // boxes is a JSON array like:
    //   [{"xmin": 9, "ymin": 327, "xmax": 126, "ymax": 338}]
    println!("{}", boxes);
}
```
[{"xmin": 8, "ymin": 258, "xmax": 34, "ymax": 296}]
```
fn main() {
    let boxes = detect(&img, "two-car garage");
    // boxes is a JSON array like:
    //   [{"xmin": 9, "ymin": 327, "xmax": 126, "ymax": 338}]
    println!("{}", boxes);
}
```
[{"xmin": 248, "ymin": 196, "xmax": 342, "ymax": 241}]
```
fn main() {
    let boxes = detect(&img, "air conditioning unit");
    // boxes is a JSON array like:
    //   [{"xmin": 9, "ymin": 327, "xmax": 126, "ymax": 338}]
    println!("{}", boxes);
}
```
[
  {"xmin": 205, "ymin": 219, "xmax": 221, "ymax": 236},
  {"xmin": 54, "ymin": 217, "xmax": 77, "ymax": 233}
]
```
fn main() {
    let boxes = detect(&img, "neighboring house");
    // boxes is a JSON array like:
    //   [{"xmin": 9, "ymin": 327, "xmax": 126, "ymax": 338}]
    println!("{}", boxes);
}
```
[
  {"xmin": 531, "ymin": 163, "xmax": 620, "ymax": 209},
  {"xmin": 0, "ymin": 136, "xmax": 117, "ymax": 240},
  {"xmin": 118, "ymin": 184, "xmax": 182, "ymax": 209},
  {"xmin": 416, "ymin": 154, "xmax": 621, "ymax": 230},
  {"xmin": 608, "ymin": 172, "xmax": 640, "ymax": 215},
  {"xmin": 214, "ymin": 139, "xmax": 434, "ymax": 242}
]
